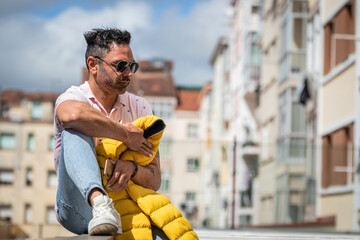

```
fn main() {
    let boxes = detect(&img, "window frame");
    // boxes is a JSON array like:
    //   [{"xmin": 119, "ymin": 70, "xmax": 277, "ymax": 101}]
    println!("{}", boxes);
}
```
[
  {"xmin": 47, "ymin": 170, "xmax": 57, "ymax": 188},
  {"xmin": 0, "ymin": 133, "xmax": 16, "ymax": 150},
  {"xmin": 187, "ymin": 123, "xmax": 199, "ymax": 138},
  {"xmin": 27, "ymin": 133, "xmax": 35, "ymax": 152},
  {"xmin": 0, "ymin": 169, "xmax": 14, "ymax": 185},
  {"xmin": 187, "ymin": 157, "xmax": 200, "ymax": 172}
]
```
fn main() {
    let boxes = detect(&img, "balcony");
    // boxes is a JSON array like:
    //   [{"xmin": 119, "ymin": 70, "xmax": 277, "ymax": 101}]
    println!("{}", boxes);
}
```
[
  {"xmin": 244, "ymin": 65, "xmax": 260, "ymax": 92},
  {"xmin": 240, "ymin": 189, "xmax": 253, "ymax": 208},
  {"xmin": 279, "ymin": 50, "xmax": 306, "ymax": 83},
  {"xmin": 242, "ymin": 142, "xmax": 259, "ymax": 157},
  {"xmin": 242, "ymin": 141, "xmax": 259, "ymax": 175},
  {"xmin": 180, "ymin": 201, "xmax": 198, "ymax": 220},
  {"xmin": 279, "ymin": 0, "xmax": 307, "ymax": 83}
]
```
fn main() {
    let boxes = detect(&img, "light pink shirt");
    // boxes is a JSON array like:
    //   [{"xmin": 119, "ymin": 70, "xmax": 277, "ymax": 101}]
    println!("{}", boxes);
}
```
[{"xmin": 53, "ymin": 81, "xmax": 152, "ymax": 174}]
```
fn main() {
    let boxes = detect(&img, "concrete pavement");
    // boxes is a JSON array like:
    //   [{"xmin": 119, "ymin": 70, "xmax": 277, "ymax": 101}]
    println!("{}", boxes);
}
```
[
  {"xmin": 41, "ymin": 229, "xmax": 360, "ymax": 240},
  {"xmin": 195, "ymin": 229, "xmax": 360, "ymax": 240}
]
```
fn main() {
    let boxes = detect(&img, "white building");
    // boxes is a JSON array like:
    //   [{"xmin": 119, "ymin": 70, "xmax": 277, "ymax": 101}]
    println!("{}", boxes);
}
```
[
  {"xmin": 202, "ymin": 37, "xmax": 231, "ymax": 229},
  {"xmin": 129, "ymin": 59, "xmax": 204, "ymax": 227},
  {"xmin": 172, "ymin": 87, "xmax": 203, "ymax": 227},
  {"xmin": 227, "ymin": 0, "xmax": 261, "ymax": 227}
]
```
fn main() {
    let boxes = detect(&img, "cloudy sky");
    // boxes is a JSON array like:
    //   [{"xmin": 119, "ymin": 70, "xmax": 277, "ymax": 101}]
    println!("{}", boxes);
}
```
[{"xmin": 0, "ymin": 0, "xmax": 230, "ymax": 93}]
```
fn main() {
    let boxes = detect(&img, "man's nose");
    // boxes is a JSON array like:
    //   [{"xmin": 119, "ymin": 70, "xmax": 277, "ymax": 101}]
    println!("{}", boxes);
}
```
[{"xmin": 122, "ymin": 66, "xmax": 133, "ymax": 77}]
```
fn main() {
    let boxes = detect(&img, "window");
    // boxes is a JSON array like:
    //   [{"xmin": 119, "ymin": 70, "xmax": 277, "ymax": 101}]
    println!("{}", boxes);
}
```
[
  {"xmin": 239, "ymin": 215, "xmax": 252, "ymax": 226},
  {"xmin": 187, "ymin": 157, "xmax": 200, "ymax": 172},
  {"xmin": 277, "ymin": 139, "xmax": 287, "ymax": 163},
  {"xmin": 308, "ymin": 11, "xmax": 322, "ymax": 75},
  {"xmin": 46, "ymin": 206, "xmax": 57, "ymax": 224},
  {"xmin": 288, "ymin": 175, "xmax": 305, "ymax": 223},
  {"xmin": 24, "ymin": 204, "xmax": 32, "ymax": 223},
  {"xmin": 159, "ymin": 138, "xmax": 172, "ymax": 159},
  {"xmin": 322, "ymin": 125, "xmax": 354, "ymax": 188},
  {"xmin": 292, "ymin": 0, "xmax": 307, "ymax": 13},
  {"xmin": 279, "ymin": 0, "xmax": 307, "ymax": 82},
  {"xmin": 291, "ymin": 102, "xmax": 306, "ymax": 132},
  {"xmin": 187, "ymin": 124, "xmax": 198, "ymax": 138},
  {"xmin": 183, "ymin": 192, "xmax": 198, "ymax": 219},
  {"xmin": 323, "ymin": 1, "xmax": 355, "ymax": 74},
  {"xmin": 291, "ymin": 88, "xmax": 306, "ymax": 133},
  {"xmin": 186, "ymin": 192, "xmax": 196, "ymax": 201},
  {"xmin": 0, "ymin": 169, "xmax": 14, "ymax": 185},
  {"xmin": 47, "ymin": 170, "xmax": 57, "ymax": 188},
  {"xmin": 0, "ymin": 133, "xmax": 15, "ymax": 150},
  {"xmin": 149, "ymin": 100, "xmax": 173, "ymax": 120},
  {"xmin": 26, "ymin": 168, "xmax": 33, "ymax": 186},
  {"xmin": 250, "ymin": 33, "xmax": 261, "ymax": 66},
  {"xmin": 289, "ymin": 138, "xmax": 306, "ymax": 159},
  {"xmin": 49, "ymin": 135, "xmax": 54, "ymax": 151},
  {"xmin": 31, "ymin": 101, "xmax": 42, "ymax": 120},
  {"xmin": 251, "ymin": 5, "xmax": 259, "ymax": 14},
  {"xmin": 159, "ymin": 171, "xmax": 170, "ymax": 192},
  {"xmin": 27, "ymin": 133, "xmax": 35, "ymax": 152},
  {"xmin": 0, "ymin": 205, "xmax": 12, "ymax": 221},
  {"xmin": 277, "ymin": 88, "xmax": 306, "ymax": 164}
]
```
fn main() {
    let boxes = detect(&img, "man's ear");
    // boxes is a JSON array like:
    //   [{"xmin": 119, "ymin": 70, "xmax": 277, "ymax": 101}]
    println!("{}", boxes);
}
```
[{"xmin": 87, "ymin": 56, "xmax": 98, "ymax": 75}]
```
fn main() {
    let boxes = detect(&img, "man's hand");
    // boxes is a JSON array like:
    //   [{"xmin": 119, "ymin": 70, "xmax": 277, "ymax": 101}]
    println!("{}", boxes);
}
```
[
  {"xmin": 122, "ymin": 122, "xmax": 153, "ymax": 157},
  {"xmin": 106, "ymin": 159, "xmax": 134, "ymax": 192},
  {"xmin": 106, "ymin": 152, "xmax": 161, "ymax": 192}
]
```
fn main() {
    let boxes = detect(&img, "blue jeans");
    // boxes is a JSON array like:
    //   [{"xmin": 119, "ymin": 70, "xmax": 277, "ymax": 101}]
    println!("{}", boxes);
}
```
[{"xmin": 56, "ymin": 129, "xmax": 168, "ymax": 239}]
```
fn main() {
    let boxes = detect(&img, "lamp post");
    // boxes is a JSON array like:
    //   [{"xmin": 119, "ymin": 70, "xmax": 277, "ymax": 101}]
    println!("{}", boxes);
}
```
[{"xmin": 231, "ymin": 137, "xmax": 237, "ymax": 229}]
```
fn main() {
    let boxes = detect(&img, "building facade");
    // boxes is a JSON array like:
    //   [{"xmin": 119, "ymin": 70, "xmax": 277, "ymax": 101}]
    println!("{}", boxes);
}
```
[
  {"xmin": 227, "ymin": 0, "xmax": 261, "ymax": 228},
  {"xmin": 172, "ymin": 87, "xmax": 203, "ymax": 227},
  {"xmin": 253, "ymin": 0, "xmax": 281, "ymax": 225},
  {"xmin": 239, "ymin": 0, "xmax": 310, "ymax": 226},
  {"xmin": 275, "ymin": 0, "xmax": 308, "ymax": 224},
  {"xmin": 303, "ymin": 0, "xmax": 321, "ymax": 223},
  {"xmin": 226, "ymin": 0, "xmax": 360, "ymax": 231},
  {"xmin": 0, "ymin": 91, "xmax": 74, "ymax": 239},
  {"xmin": 200, "ymin": 37, "xmax": 231, "ymax": 229},
  {"xmin": 129, "ymin": 59, "xmax": 204, "ymax": 227},
  {"xmin": 318, "ymin": 0, "xmax": 359, "ymax": 232}
]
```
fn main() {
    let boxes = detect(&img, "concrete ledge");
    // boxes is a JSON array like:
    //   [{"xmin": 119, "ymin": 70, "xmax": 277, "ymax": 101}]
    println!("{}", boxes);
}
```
[{"xmin": 40, "ymin": 235, "xmax": 114, "ymax": 240}]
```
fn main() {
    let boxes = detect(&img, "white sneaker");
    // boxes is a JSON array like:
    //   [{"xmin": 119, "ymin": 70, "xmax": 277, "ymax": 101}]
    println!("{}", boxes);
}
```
[{"xmin": 88, "ymin": 195, "xmax": 122, "ymax": 236}]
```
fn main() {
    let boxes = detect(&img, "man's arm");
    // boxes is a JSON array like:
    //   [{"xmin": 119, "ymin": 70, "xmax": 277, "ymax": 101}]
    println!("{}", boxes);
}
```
[
  {"xmin": 133, "ymin": 151, "xmax": 161, "ymax": 190},
  {"xmin": 56, "ymin": 100, "xmax": 153, "ymax": 157},
  {"xmin": 106, "ymin": 151, "xmax": 161, "ymax": 192}
]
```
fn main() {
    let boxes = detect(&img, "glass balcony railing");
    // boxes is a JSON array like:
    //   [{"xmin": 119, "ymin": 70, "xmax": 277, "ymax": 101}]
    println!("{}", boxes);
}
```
[{"xmin": 279, "ymin": 50, "xmax": 306, "ymax": 83}]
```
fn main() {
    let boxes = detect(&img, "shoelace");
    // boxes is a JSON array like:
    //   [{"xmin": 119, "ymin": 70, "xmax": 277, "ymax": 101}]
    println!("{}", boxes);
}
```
[{"xmin": 93, "ymin": 200, "xmax": 116, "ymax": 216}]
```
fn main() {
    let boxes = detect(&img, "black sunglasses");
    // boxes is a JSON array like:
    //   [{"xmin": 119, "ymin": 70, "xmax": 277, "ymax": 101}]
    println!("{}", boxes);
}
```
[{"xmin": 94, "ymin": 56, "xmax": 139, "ymax": 74}]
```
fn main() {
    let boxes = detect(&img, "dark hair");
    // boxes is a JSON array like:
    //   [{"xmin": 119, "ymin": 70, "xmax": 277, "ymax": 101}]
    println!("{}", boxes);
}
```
[{"xmin": 84, "ymin": 27, "xmax": 132, "ymax": 69}]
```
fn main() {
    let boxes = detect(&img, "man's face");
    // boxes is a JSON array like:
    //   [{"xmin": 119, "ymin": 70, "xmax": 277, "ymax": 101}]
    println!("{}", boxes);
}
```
[{"xmin": 97, "ymin": 44, "xmax": 135, "ymax": 95}]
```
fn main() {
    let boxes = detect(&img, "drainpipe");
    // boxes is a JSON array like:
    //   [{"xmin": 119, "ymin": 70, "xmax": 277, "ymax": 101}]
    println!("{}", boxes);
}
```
[{"xmin": 353, "ymin": 0, "xmax": 360, "ymax": 232}]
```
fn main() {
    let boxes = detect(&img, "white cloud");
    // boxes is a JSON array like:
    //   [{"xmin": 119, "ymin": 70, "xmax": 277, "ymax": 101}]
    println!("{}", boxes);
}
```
[
  {"xmin": 0, "ymin": 0, "xmax": 229, "ymax": 92},
  {"xmin": 134, "ymin": 0, "xmax": 230, "ymax": 86}
]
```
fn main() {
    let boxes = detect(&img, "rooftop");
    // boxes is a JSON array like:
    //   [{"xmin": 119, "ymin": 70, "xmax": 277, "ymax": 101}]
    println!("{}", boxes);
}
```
[
  {"xmin": 1, "ymin": 90, "xmax": 59, "ymax": 106},
  {"xmin": 128, "ymin": 60, "xmax": 177, "ymax": 98},
  {"xmin": 176, "ymin": 87, "xmax": 201, "ymax": 111}
]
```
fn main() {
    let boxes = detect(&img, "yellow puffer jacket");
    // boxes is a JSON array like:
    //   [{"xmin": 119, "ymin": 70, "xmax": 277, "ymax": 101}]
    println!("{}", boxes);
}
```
[{"xmin": 96, "ymin": 115, "xmax": 198, "ymax": 240}]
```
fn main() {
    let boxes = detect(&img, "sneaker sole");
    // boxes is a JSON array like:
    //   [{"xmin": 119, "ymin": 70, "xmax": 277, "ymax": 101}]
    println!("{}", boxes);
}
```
[{"xmin": 89, "ymin": 223, "xmax": 119, "ymax": 236}]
